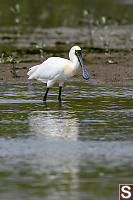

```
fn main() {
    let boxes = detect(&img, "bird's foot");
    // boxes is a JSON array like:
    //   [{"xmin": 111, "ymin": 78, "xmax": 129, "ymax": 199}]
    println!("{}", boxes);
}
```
[
  {"xmin": 58, "ymin": 97, "xmax": 61, "ymax": 102},
  {"xmin": 43, "ymin": 97, "xmax": 47, "ymax": 102},
  {"xmin": 43, "ymin": 101, "xmax": 47, "ymax": 108}
]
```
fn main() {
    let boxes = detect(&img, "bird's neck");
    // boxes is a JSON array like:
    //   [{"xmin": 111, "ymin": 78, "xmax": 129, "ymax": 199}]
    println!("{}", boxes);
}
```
[{"xmin": 71, "ymin": 57, "xmax": 80, "ymax": 71}]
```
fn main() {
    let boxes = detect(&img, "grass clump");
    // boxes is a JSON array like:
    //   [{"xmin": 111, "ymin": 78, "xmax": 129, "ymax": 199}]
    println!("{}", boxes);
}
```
[
  {"xmin": 36, "ymin": 42, "xmax": 46, "ymax": 58},
  {"xmin": 6, "ymin": 56, "xmax": 20, "ymax": 78}
]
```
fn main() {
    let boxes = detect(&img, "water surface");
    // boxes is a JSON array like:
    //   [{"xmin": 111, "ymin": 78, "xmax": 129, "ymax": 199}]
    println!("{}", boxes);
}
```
[
  {"xmin": 0, "ymin": 82, "xmax": 133, "ymax": 200},
  {"xmin": 0, "ymin": 0, "xmax": 133, "ymax": 28}
]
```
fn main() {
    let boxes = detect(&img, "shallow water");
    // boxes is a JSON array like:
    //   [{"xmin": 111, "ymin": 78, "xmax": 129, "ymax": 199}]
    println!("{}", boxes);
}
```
[
  {"xmin": 0, "ymin": 82, "xmax": 133, "ymax": 200},
  {"xmin": 1, "ymin": 0, "xmax": 133, "ymax": 28}
]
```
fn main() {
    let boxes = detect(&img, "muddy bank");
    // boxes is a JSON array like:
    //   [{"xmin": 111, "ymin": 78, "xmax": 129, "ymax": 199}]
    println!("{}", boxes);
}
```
[
  {"xmin": 1, "ymin": 26, "xmax": 133, "ymax": 51},
  {"xmin": 0, "ymin": 51, "xmax": 133, "ymax": 85},
  {"xmin": 0, "ymin": 26, "xmax": 133, "ymax": 85}
]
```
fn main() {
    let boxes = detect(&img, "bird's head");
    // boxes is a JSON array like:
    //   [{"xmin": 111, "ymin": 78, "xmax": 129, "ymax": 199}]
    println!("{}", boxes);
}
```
[{"xmin": 69, "ymin": 46, "xmax": 90, "ymax": 80}]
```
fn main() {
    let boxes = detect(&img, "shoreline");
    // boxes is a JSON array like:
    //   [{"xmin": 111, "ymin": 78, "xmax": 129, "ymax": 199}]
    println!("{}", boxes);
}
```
[
  {"xmin": 0, "ymin": 26, "xmax": 133, "ymax": 85},
  {"xmin": 0, "ymin": 51, "xmax": 133, "ymax": 86}
]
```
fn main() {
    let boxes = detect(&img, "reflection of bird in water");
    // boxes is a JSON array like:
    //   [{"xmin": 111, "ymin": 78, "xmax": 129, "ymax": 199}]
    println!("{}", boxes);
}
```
[
  {"xmin": 29, "ymin": 111, "xmax": 79, "ymax": 140},
  {"xmin": 27, "ymin": 46, "xmax": 90, "ymax": 102},
  {"xmin": 28, "ymin": 111, "xmax": 80, "ymax": 192}
]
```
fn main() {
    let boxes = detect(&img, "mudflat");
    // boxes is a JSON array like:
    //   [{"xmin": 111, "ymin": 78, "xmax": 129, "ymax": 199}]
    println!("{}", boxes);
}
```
[{"xmin": 0, "ymin": 26, "xmax": 133, "ymax": 85}]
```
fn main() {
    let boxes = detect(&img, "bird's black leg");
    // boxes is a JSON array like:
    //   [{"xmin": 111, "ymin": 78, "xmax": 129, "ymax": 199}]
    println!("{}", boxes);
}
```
[
  {"xmin": 58, "ymin": 86, "xmax": 62, "ymax": 102},
  {"xmin": 43, "ymin": 88, "xmax": 49, "ymax": 101}
]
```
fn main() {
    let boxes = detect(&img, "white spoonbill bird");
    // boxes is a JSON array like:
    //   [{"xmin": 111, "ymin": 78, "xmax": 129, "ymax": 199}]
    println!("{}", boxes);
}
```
[{"xmin": 27, "ymin": 46, "xmax": 90, "ymax": 101}]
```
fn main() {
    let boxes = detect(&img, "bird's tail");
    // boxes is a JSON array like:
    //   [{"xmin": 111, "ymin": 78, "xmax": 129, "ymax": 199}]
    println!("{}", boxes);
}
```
[{"xmin": 27, "ymin": 64, "xmax": 40, "ymax": 79}]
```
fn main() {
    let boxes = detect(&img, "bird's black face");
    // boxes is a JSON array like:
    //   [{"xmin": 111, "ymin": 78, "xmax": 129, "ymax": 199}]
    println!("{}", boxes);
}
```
[
  {"xmin": 75, "ymin": 50, "xmax": 90, "ymax": 80},
  {"xmin": 75, "ymin": 50, "xmax": 81, "ymax": 56}
]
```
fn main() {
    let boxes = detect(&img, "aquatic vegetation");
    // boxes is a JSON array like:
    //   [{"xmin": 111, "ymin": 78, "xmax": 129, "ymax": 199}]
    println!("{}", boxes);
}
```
[
  {"xmin": 99, "ymin": 16, "xmax": 115, "ymax": 64},
  {"xmin": 10, "ymin": 3, "xmax": 21, "ymax": 36},
  {"xmin": 83, "ymin": 9, "xmax": 95, "ymax": 47},
  {"xmin": 36, "ymin": 42, "xmax": 46, "ymax": 58},
  {"xmin": 6, "ymin": 56, "xmax": 19, "ymax": 78},
  {"xmin": 98, "ymin": 16, "xmax": 109, "ymax": 47},
  {"xmin": 83, "ymin": 9, "xmax": 89, "ymax": 17},
  {"xmin": 83, "ymin": 12, "xmax": 114, "ymax": 63},
  {"xmin": 99, "ymin": 16, "xmax": 107, "ymax": 26},
  {"xmin": 83, "ymin": 10, "xmax": 110, "ymax": 49}
]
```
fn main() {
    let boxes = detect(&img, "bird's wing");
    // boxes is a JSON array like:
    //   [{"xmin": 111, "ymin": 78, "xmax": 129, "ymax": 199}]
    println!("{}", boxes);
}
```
[{"xmin": 35, "ymin": 57, "xmax": 69, "ymax": 80}]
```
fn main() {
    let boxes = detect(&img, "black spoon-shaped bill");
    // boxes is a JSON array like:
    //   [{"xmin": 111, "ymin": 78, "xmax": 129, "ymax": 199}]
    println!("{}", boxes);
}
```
[
  {"xmin": 82, "ymin": 67, "xmax": 90, "ymax": 80},
  {"xmin": 75, "ymin": 50, "xmax": 90, "ymax": 80}
]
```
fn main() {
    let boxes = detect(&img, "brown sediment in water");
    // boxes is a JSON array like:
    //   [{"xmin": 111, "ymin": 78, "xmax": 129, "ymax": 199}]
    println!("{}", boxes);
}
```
[{"xmin": 0, "ymin": 26, "xmax": 133, "ymax": 85}]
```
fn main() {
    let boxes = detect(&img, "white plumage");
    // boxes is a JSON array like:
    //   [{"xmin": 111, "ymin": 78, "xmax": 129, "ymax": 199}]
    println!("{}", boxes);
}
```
[
  {"xmin": 28, "ymin": 58, "xmax": 71, "ymax": 87},
  {"xmin": 27, "ymin": 46, "xmax": 90, "ymax": 101}
]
